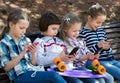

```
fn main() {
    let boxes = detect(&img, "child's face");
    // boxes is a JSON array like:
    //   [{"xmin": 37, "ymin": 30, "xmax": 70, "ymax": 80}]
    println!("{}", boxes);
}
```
[
  {"xmin": 43, "ymin": 24, "xmax": 60, "ymax": 37},
  {"xmin": 66, "ymin": 23, "xmax": 81, "ymax": 40},
  {"xmin": 10, "ymin": 20, "xmax": 29, "ymax": 39},
  {"xmin": 88, "ymin": 15, "xmax": 106, "ymax": 30}
]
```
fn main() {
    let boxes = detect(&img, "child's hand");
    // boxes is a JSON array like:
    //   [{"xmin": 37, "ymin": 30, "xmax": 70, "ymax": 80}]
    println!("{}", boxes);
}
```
[
  {"xmin": 23, "ymin": 42, "xmax": 30, "ymax": 53},
  {"xmin": 59, "ymin": 50, "xmax": 76, "ymax": 62},
  {"xmin": 68, "ymin": 53, "xmax": 77, "ymax": 61},
  {"xmin": 103, "ymin": 41, "xmax": 111, "ymax": 50},
  {"xmin": 94, "ymin": 52, "xmax": 100, "ymax": 59},
  {"xmin": 27, "ymin": 42, "xmax": 39, "ymax": 54},
  {"xmin": 20, "ymin": 42, "xmax": 30, "ymax": 57},
  {"xmin": 87, "ymin": 53, "xmax": 95, "ymax": 60},
  {"xmin": 59, "ymin": 51, "xmax": 69, "ymax": 62},
  {"xmin": 102, "ymin": 41, "xmax": 111, "ymax": 50},
  {"xmin": 97, "ymin": 40, "xmax": 105, "ymax": 48},
  {"xmin": 98, "ymin": 40, "xmax": 111, "ymax": 50}
]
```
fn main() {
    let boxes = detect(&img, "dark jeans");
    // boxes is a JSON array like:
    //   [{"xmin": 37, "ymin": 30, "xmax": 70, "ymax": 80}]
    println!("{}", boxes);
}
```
[{"xmin": 13, "ymin": 71, "xmax": 66, "ymax": 83}]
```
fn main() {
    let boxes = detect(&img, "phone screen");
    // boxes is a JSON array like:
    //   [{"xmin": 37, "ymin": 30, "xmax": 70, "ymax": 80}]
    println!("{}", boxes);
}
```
[{"xmin": 69, "ymin": 47, "xmax": 79, "ymax": 55}]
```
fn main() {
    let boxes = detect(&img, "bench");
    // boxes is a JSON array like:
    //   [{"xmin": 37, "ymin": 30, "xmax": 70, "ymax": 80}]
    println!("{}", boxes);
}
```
[
  {"xmin": 101, "ymin": 22, "xmax": 120, "ymax": 60},
  {"xmin": 0, "ymin": 21, "xmax": 120, "ymax": 83},
  {"xmin": 0, "ymin": 68, "xmax": 10, "ymax": 83}
]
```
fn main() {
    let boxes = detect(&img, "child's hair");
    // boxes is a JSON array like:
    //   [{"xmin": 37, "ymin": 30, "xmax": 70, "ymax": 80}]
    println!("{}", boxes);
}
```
[
  {"xmin": 59, "ymin": 13, "xmax": 82, "ymax": 41},
  {"xmin": 39, "ymin": 12, "xmax": 61, "ymax": 32},
  {"xmin": 87, "ymin": 3, "xmax": 107, "ymax": 18},
  {"xmin": 2, "ymin": 8, "xmax": 30, "ymax": 38}
]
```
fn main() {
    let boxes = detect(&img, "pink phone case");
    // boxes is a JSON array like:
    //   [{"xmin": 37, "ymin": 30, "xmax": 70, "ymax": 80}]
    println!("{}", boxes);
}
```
[{"xmin": 26, "ymin": 42, "xmax": 39, "ymax": 52}]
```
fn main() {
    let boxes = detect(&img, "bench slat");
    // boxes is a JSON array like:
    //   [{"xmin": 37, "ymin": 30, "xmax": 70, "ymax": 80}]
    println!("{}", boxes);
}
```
[{"xmin": 101, "ymin": 22, "xmax": 120, "ymax": 60}]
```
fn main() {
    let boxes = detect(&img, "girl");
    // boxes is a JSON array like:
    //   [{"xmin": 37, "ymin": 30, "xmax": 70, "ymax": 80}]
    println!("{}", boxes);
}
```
[
  {"xmin": 80, "ymin": 3, "xmax": 120, "ymax": 83},
  {"xmin": 34, "ymin": 12, "xmax": 83, "ymax": 83},
  {"xmin": 0, "ymin": 9, "xmax": 66, "ymax": 83},
  {"xmin": 59, "ymin": 13, "xmax": 114, "ymax": 83}
]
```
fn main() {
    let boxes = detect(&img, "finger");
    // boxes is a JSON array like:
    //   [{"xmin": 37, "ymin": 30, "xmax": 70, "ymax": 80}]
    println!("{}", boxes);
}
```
[
  {"xmin": 73, "ymin": 53, "xmax": 77, "ymax": 57},
  {"xmin": 68, "ymin": 55, "xmax": 73, "ymax": 58},
  {"xmin": 59, "ymin": 50, "xmax": 65, "ymax": 57}
]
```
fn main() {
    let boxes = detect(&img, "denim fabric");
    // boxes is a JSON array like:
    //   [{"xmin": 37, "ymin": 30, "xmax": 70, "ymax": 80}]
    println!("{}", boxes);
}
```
[
  {"xmin": 77, "ymin": 66, "xmax": 114, "ymax": 83},
  {"xmin": 100, "ymin": 60, "xmax": 120, "ymax": 83},
  {"xmin": 14, "ymin": 71, "xmax": 66, "ymax": 83},
  {"xmin": 75, "ymin": 66, "xmax": 105, "ymax": 83},
  {"xmin": 63, "ymin": 76, "xmax": 83, "ymax": 83}
]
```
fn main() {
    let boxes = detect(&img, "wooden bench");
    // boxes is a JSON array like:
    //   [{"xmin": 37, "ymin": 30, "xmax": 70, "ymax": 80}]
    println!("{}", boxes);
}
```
[
  {"xmin": 101, "ymin": 22, "xmax": 120, "ymax": 60},
  {"xmin": 0, "ymin": 68, "xmax": 10, "ymax": 83}
]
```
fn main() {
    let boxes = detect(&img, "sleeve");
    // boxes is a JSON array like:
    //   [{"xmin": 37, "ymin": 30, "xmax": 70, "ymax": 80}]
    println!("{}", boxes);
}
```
[
  {"xmin": 79, "ymin": 27, "xmax": 85, "ymax": 39},
  {"xmin": 63, "ymin": 41, "xmax": 73, "ymax": 54},
  {"xmin": 0, "ymin": 42, "xmax": 10, "ymax": 68},
  {"xmin": 83, "ymin": 41, "xmax": 91, "ymax": 54},
  {"xmin": 34, "ymin": 38, "xmax": 60, "ymax": 67},
  {"xmin": 89, "ymin": 44, "xmax": 102, "ymax": 53},
  {"xmin": 80, "ymin": 29, "xmax": 102, "ymax": 53},
  {"xmin": 88, "ymin": 29, "xmax": 110, "ymax": 53}
]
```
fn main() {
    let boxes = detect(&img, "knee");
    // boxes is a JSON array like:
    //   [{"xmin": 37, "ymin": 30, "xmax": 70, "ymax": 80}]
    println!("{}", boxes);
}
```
[
  {"xmin": 105, "ymin": 73, "xmax": 114, "ymax": 83},
  {"xmin": 110, "ymin": 75, "xmax": 114, "ymax": 81}
]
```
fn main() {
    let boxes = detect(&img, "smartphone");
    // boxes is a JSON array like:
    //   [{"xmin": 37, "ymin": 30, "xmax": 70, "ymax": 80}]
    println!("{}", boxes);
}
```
[
  {"xmin": 26, "ymin": 42, "xmax": 39, "ymax": 52},
  {"xmin": 69, "ymin": 47, "xmax": 79, "ymax": 55},
  {"xmin": 94, "ymin": 52, "xmax": 98, "ymax": 55}
]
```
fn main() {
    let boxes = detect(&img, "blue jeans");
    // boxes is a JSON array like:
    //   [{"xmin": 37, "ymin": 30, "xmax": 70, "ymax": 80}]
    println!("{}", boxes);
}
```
[
  {"xmin": 86, "ymin": 61, "xmax": 114, "ymax": 83},
  {"xmin": 104, "ymin": 72, "xmax": 114, "ymax": 83},
  {"xmin": 63, "ymin": 76, "xmax": 83, "ymax": 83},
  {"xmin": 14, "ymin": 71, "xmax": 66, "ymax": 83},
  {"xmin": 75, "ymin": 66, "xmax": 105, "ymax": 83},
  {"xmin": 100, "ymin": 60, "xmax": 120, "ymax": 83}
]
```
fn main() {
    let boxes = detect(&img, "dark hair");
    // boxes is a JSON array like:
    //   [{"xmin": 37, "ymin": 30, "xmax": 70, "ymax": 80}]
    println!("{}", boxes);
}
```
[
  {"xmin": 87, "ymin": 3, "xmax": 107, "ymax": 18},
  {"xmin": 59, "ymin": 13, "xmax": 82, "ymax": 41},
  {"xmin": 39, "ymin": 12, "xmax": 61, "ymax": 32},
  {"xmin": 2, "ymin": 8, "xmax": 30, "ymax": 38}
]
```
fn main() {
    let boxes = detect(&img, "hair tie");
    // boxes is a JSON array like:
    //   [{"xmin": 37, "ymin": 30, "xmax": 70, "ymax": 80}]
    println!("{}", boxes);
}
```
[{"xmin": 91, "ymin": 3, "xmax": 101, "ymax": 9}]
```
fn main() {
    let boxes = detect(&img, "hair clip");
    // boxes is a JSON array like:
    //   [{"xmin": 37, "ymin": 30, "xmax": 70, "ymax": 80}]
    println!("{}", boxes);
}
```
[{"xmin": 64, "ymin": 17, "xmax": 70, "ymax": 22}]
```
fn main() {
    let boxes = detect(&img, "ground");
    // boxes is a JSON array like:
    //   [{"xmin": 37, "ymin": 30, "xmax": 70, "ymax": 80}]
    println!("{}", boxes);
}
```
[{"xmin": 0, "ymin": 0, "xmax": 120, "ymax": 34}]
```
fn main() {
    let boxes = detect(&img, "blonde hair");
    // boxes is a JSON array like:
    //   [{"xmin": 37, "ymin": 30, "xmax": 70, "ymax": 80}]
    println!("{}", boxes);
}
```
[{"xmin": 59, "ymin": 13, "xmax": 81, "ymax": 46}]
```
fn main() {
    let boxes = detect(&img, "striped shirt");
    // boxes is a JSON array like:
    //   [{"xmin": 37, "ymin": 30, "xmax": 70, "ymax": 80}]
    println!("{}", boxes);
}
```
[
  {"xmin": 79, "ymin": 27, "xmax": 114, "ymax": 61},
  {"xmin": 0, "ymin": 34, "xmax": 42, "ymax": 80}
]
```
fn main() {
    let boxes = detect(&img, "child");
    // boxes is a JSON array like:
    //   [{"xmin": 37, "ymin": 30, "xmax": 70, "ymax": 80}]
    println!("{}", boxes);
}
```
[
  {"xmin": 34, "ymin": 12, "xmax": 83, "ymax": 83},
  {"xmin": 59, "ymin": 13, "xmax": 114, "ymax": 83},
  {"xmin": 79, "ymin": 3, "xmax": 120, "ymax": 83},
  {"xmin": 0, "ymin": 9, "xmax": 66, "ymax": 83}
]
